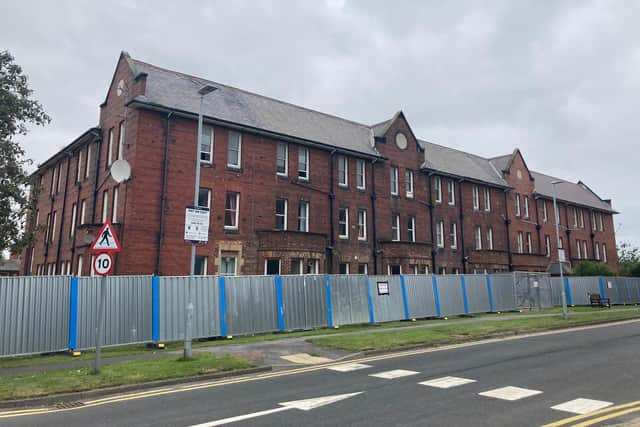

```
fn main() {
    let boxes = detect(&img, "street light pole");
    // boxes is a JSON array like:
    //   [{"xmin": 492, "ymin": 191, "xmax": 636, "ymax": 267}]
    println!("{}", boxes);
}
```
[
  {"xmin": 185, "ymin": 84, "xmax": 217, "ymax": 359},
  {"xmin": 552, "ymin": 180, "xmax": 569, "ymax": 320}
]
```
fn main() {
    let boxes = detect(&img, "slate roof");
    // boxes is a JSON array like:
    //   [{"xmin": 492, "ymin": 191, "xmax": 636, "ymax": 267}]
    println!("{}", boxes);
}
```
[
  {"xmin": 531, "ymin": 171, "xmax": 615, "ymax": 213},
  {"xmin": 418, "ymin": 140, "xmax": 508, "ymax": 188},
  {"xmin": 487, "ymin": 154, "xmax": 511, "ymax": 172},
  {"xmin": 127, "ymin": 57, "xmax": 379, "ymax": 157}
]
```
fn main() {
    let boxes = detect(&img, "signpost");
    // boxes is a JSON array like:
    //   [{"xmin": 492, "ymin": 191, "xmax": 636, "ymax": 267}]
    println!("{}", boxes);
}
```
[
  {"xmin": 89, "ymin": 220, "xmax": 122, "ymax": 373},
  {"xmin": 184, "ymin": 207, "xmax": 210, "ymax": 242}
]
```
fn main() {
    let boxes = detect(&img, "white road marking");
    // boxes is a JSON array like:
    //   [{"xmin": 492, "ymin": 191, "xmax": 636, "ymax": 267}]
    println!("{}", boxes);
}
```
[
  {"xmin": 190, "ymin": 392, "xmax": 363, "ymax": 426},
  {"xmin": 327, "ymin": 363, "xmax": 372, "ymax": 372},
  {"xmin": 419, "ymin": 376, "xmax": 477, "ymax": 389},
  {"xmin": 478, "ymin": 386, "xmax": 543, "ymax": 401},
  {"xmin": 551, "ymin": 398, "xmax": 613, "ymax": 414},
  {"xmin": 369, "ymin": 369, "xmax": 420, "ymax": 379},
  {"xmin": 280, "ymin": 353, "xmax": 333, "ymax": 364}
]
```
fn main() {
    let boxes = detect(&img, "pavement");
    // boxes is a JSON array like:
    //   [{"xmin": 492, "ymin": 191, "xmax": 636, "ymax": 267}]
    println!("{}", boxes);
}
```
[
  {"xmin": 2, "ymin": 309, "xmax": 634, "ymax": 376},
  {"xmin": 2, "ymin": 318, "xmax": 640, "ymax": 426}
]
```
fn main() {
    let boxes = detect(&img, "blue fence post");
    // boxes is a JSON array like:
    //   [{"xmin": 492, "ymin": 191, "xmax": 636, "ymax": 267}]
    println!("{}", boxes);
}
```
[
  {"xmin": 366, "ymin": 276, "xmax": 376, "ymax": 325},
  {"xmin": 598, "ymin": 276, "xmax": 606, "ymax": 300},
  {"xmin": 432, "ymin": 275, "xmax": 442, "ymax": 317},
  {"xmin": 460, "ymin": 274, "xmax": 470, "ymax": 315},
  {"xmin": 400, "ymin": 275, "xmax": 410, "ymax": 320},
  {"xmin": 219, "ymin": 276, "xmax": 227, "ymax": 337},
  {"xmin": 275, "ymin": 275, "xmax": 285, "ymax": 332},
  {"xmin": 152, "ymin": 276, "xmax": 160, "ymax": 342},
  {"xmin": 486, "ymin": 275, "xmax": 495, "ymax": 313},
  {"xmin": 564, "ymin": 276, "xmax": 573, "ymax": 306},
  {"xmin": 325, "ymin": 275, "xmax": 333, "ymax": 328},
  {"xmin": 68, "ymin": 276, "xmax": 79, "ymax": 351}
]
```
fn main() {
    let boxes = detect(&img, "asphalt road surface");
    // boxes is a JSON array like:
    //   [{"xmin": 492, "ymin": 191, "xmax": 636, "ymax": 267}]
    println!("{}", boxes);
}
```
[{"xmin": 2, "ymin": 320, "xmax": 639, "ymax": 426}]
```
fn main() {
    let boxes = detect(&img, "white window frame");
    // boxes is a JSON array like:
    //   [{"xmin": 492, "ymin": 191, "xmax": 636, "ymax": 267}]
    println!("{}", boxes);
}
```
[
  {"xmin": 487, "ymin": 227, "xmax": 494, "ymax": 250},
  {"xmin": 357, "ymin": 209, "xmax": 367, "ymax": 241},
  {"xmin": 595, "ymin": 242, "xmax": 600, "ymax": 260},
  {"xmin": 356, "ymin": 159, "xmax": 366, "ymax": 190},
  {"xmin": 101, "ymin": 190, "xmax": 109, "ymax": 223},
  {"xmin": 297, "ymin": 146, "xmax": 309, "ymax": 180},
  {"xmin": 338, "ymin": 207, "xmax": 349, "ymax": 239},
  {"xmin": 447, "ymin": 179, "xmax": 455, "ymax": 205},
  {"xmin": 526, "ymin": 232, "xmax": 532, "ymax": 254},
  {"xmin": 51, "ymin": 211, "xmax": 57, "ymax": 243},
  {"xmin": 264, "ymin": 258, "xmax": 282, "ymax": 275},
  {"xmin": 358, "ymin": 263, "xmax": 368, "ymax": 275},
  {"xmin": 450, "ymin": 222, "xmax": 457, "ymax": 249},
  {"xmin": 545, "ymin": 235, "xmax": 551, "ymax": 257},
  {"xmin": 227, "ymin": 131, "xmax": 242, "ymax": 169},
  {"xmin": 390, "ymin": 166, "xmax": 399, "ymax": 196},
  {"xmin": 602, "ymin": 243, "xmax": 608, "ymax": 262},
  {"xmin": 118, "ymin": 121, "xmax": 125, "ymax": 160},
  {"xmin": 515, "ymin": 194, "xmax": 521, "ymax": 217},
  {"xmin": 338, "ymin": 155, "xmax": 348, "ymax": 187},
  {"xmin": 275, "ymin": 198, "xmax": 288, "ymax": 231},
  {"xmin": 200, "ymin": 125, "xmax": 214, "ymax": 163},
  {"xmin": 406, "ymin": 170, "xmax": 414, "ymax": 199},
  {"xmin": 524, "ymin": 196, "xmax": 530, "ymax": 218},
  {"xmin": 306, "ymin": 259, "xmax": 320, "ymax": 275},
  {"xmin": 434, "ymin": 177, "xmax": 442, "ymax": 203},
  {"xmin": 85, "ymin": 144, "xmax": 92, "ymax": 179},
  {"xmin": 194, "ymin": 256, "xmax": 208, "ymax": 275},
  {"xmin": 579, "ymin": 209, "xmax": 585, "ymax": 228},
  {"xmin": 436, "ymin": 220, "xmax": 444, "ymax": 248},
  {"xmin": 408, "ymin": 215, "xmax": 416, "ymax": 242},
  {"xmin": 598, "ymin": 213, "xmax": 604, "ymax": 231},
  {"xmin": 576, "ymin": 239, "xmax": 582, "ymax": 259},
  {"xmin": 107, "ymin": 128, "xmax": 114, "ymax": 166},
  {"xmin": 484, "ymin": 187, "xmax": 491, "ymax": 211},
  {"xmin": 392, "ymin": 214, "xmax": 400, "ymax": 241},
  {"xmin": 298, "ymin": 201, "xmax": 309, "ymax": 232},
  {"xmin": 387, "ymin": 265, "xmax": 402, "ymax": 275},
  {"xmin": 591, "ymin": 211, "xmax": 597, "ymax": 231},
  {"xmin": 517, "ymin": 232, "xmax": 524, "ymax": 253},
  {"xmin": 542, "ymin": 201, "xmax": 548, "ymax": 223},
  {"xmin": 77, "ymin": 255, "xmax": 83, "ymax": 276},
  {"xmin": 112, "ymin": 187, "xmax": 119, "ymax": 222},
  {"xmin": 277, "ymin": 142, "xmax": 288, "ymax": 176},
  {"xmin": 80, "ymin": 200, "xmax": 86, "ymax": 225},
  {"xmin": 198, "ymin": 188, "xmax": 212, "ymax": 209},
  {"xmin": 70, "ymin": 203, "xmax": 77, "ymax": 238},
  {"xmin": 573, "ymin": 208, "xmax": 578, "ymax": 228},
  {"xmin": 339, "ymin": 263, "xmax": 350, "ymax": 275},
  {"xmin": 76, "ymin": 150, "xmax": 83, "ymax": 183},
  {"xmin": 472, "ymin": 185, "xmax": 479, "ymax": 210},
  {"xmin": 475, "ymin": 226, "xmax": 482, "ymax": 250},
  {"xmin": 224, "ymin": 192, "xmax": 240, "ymax": 230},
  {"xmin": 583, "ymin": 240, "xmax": 588, "ymax": 258},
  {"xmin": 220, "ymin": 256, "xmax": 237, "ymax": 276}
]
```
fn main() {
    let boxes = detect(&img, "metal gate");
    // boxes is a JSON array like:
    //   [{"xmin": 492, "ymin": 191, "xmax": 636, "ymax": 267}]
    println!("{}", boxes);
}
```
[{"xmin": 514, "ymin": 272, "xmax": 553, "ymax": 309}]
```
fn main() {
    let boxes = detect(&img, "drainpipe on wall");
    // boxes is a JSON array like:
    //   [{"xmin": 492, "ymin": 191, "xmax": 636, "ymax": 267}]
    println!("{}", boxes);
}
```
[
  {"xmin": 327, "ymin": 150, "xmax": 336, "ymax": 274},
  {"xmin": 427, "ymin": 172, "xmax": 436, "ymax": 272},
  {"xmin": 504, "ymin": 190, "xmax": 513, "ymax": 271},
  {"xmin": 54, "ymin": 153, "xmax": 72, "ymax": 272},
  {"xmin": 156, "ymin": 111, "xmax": 173, "ymax": 275},
  {"xmin": 370, "ymin": 158, "xmax": 379, "ymax": 274},
  {"xmin": 458, "ymin": 180, "xmax": 466, "ymax": 274}
]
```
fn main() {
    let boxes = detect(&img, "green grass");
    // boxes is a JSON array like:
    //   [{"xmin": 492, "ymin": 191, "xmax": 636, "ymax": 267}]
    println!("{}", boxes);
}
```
[
  {"xmin": 0, "ymin": 353, "xmax": 253, "ymax": 401},
  {"xmin": 1, "ymin": 306, "xmax": 635, "ymax": 369},
  {"xmin": 307, "ymin": 308, "xmax": 640, "ymax": 352}
]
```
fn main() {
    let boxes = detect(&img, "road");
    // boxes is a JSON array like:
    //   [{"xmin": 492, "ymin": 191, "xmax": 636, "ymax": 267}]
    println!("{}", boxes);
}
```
[{"xmin": 2, "ymin": 320, "xmax": 640, "ymax": 426}]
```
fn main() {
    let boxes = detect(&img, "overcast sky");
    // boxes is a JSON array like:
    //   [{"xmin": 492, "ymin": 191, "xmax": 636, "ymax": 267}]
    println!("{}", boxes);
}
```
[{"xmin": 3, "ymin": 0, "xmax": 639, "ymax": 246}]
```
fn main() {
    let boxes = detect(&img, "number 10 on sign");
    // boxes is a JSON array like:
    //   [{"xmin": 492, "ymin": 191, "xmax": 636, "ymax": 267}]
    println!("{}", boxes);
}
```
[{"xmin": 93, "ymin": 252, "xmax": 114, "ymax": 276}]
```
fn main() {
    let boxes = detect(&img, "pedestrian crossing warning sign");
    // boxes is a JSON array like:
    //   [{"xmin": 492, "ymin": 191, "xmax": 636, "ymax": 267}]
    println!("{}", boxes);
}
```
[{"xmin": 89, "ymin": 221, "xmax": 122, "ymax": 253}]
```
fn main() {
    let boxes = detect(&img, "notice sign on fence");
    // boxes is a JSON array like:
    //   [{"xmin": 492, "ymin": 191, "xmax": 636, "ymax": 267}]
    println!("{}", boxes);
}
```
[
  {"xmin": 184, "ymin": 207, "xmax": 210, "ymax": 243},
  {"xmin": 377, "ymin": 281, "xmax": 389, "ymax": 295}
]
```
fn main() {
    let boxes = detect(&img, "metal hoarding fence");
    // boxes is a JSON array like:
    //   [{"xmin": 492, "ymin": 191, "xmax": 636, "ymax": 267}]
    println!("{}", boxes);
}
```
[
  {"xmin": 368, "ymin": 275, "xmax": 406, "ymax": 323},
  {"xmin": 280, "ymin": 275, "xmax": 327, "ymax": 330},
  {"xmin": 224, "ymin": 275, "xmax": 279, "ymax": 336},
  {"xmin": 329, "ymin": 275, "xmax": 370, "ymax": 326}
]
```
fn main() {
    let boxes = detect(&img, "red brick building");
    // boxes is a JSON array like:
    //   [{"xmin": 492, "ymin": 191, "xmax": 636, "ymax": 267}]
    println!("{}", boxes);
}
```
[{"xmin": 22, "ymin": 52, "xmax": 619, "ymax": 276}]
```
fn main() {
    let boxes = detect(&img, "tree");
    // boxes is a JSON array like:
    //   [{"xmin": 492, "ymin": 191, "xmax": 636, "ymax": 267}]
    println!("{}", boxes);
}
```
[
  {"xmin": 0, "ymin": 50, "xmax": 51, "ymax": 253},
  {"xmin": 573, "ymin": 260, "xmax": 615, "ymax": 277},
  {"xmin": 618, "ymin": 241, "xmax": 640, "ymax": 277}
]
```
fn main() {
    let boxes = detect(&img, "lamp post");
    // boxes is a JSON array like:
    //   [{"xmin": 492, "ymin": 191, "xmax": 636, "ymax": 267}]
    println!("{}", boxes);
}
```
[
  {"xmin": 185, "ymin": 84, "xmax": 217, "ymax": 359},
  {"xmin": 551, "ymin": 180, "xmax": 569, "ymax": 320}
]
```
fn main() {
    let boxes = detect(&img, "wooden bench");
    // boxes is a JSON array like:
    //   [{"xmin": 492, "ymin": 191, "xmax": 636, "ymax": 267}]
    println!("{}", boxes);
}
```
[{"xmin": 589, "ymin": 293, "xmax": 611, "ymax": 308}]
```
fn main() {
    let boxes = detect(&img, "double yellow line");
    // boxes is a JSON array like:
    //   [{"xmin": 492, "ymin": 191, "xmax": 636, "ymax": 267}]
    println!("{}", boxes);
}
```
[
  {"xmin": 2, "ymin": 318, "xmax": 639, "ymax": 420},
  {"xmin": 543, "ymin": 400, "xmax": 640, "ymax": 426}
]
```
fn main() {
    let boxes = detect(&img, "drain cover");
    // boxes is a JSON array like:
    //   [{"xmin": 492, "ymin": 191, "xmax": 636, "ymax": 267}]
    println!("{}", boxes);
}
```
[{"xmin": 55, "ymin": 401, "xmax": 85, "ymax": 409}]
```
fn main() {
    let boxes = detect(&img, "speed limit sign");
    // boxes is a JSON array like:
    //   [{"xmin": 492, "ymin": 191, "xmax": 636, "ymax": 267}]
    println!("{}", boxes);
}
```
[{"xmin": 93, "ymin": 252, "xmax": 114, "ymax": 276}]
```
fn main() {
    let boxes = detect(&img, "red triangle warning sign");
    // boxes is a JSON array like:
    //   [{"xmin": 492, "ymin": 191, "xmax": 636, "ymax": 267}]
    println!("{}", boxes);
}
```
[{"xmin": 89, "ymin": 221, "xmax": 122, "ymax": 253}]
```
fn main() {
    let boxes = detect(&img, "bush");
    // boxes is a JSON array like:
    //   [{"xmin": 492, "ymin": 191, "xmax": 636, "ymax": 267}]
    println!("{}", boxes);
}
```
[{"xmin": 573, "ymin": 261, "xmax": 615, "ymax": 277}]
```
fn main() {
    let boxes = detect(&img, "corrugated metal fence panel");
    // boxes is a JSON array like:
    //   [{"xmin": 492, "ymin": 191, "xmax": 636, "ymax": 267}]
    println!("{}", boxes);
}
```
[
  {"xmin": 464, "ymin": 275, "xmax": 491, "ymax": 314},
  {"xmin": 610, "ymin": 277, "xmax": 629, "ymax": 305},
  {"xmin": 369, "ymin": 275, "xmax": 405, "ymax": 323},
  {"xmin": 281, "ymin": 275, "xmax": 327, "ymax": 330},
  {"xmin": 628, "ymin": 278, "xmax": 640, "ymax": 303},
  {"xmin": 436, "ymin": 275, "xmax": 466, "ymax": 316},
  {"xmin": 76, "ymin": 276, "xmax": 153, "ymax": 349},
  {"xmin": 404, "ymin": 275, "xmax": 438, "ymax": 318},
  {"xmin": 568, "ymin": 277, "xmax": 601, "ymax": 305},
  {"xmin": 330, "ymin": 275, "xmax": 370, "ymax": 326},
  {"xmin": 158, "ymin": 276, "xmax": 220, "ymax": 342},
  {"xmin": 225, "ymin": 275, "xmax": 278, "ymax": 335},
  {"xmin": 550, "ymin": 277, "xmax": 564, "ymax": 306},
  {"xmin": 489, "ymin": 273, "xmax": 517, "ymax": 311},
  {"xmin": 0, "ymin": 276, "xmax": 70, "ymax": 357}
]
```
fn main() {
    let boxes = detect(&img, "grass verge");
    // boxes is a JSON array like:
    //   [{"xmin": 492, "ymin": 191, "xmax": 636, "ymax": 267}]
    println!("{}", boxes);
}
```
[
  {"xmin": 0, "ymin": 353, "xmax": 253, "ymax": 401},
  {"xmin": 307, "ymin": 309, "xmax": 640, "ymax": 352}
]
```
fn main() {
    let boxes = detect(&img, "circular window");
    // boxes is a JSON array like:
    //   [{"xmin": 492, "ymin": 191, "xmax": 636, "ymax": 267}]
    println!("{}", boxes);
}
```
[
  {"xmin": 395, "ymin": 132, "xmax": 408, "ymax": 150},
  {"xmin": 517, "ymin": 169, "xmax": 523, "ymax": 179}
]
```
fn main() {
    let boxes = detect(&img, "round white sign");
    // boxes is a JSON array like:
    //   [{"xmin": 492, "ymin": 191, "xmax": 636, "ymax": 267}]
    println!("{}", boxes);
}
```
[{"xmin": 93, "ymin": 252, "xmax": 114, "ymax": 276}]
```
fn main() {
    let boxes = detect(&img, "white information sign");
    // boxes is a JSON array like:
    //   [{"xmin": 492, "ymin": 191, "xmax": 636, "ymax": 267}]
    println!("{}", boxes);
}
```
[
  {"xmin": 377, "ymin": 281, "xmax": 389, "ymax": 296},
  {"xmin": 558, "ymin": 249, "xmax": 566, "ymax": 262},
  {"xmin": 184, "ymin": 207, "xmax": 210, "ymax": 242}
]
